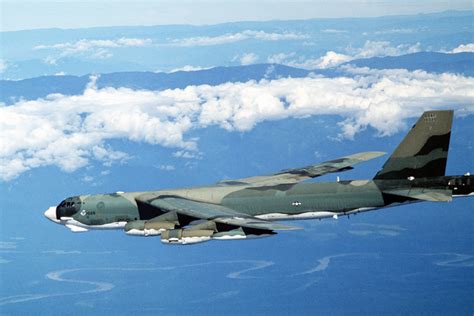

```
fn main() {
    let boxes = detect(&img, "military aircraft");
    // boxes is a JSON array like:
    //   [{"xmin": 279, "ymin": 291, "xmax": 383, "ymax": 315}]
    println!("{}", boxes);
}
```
[{"xmin": 44, "ymin": 110, "xmax": 473, "ymax": 244}]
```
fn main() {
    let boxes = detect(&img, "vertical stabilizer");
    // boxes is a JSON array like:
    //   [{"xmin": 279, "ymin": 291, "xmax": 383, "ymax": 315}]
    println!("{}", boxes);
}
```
[{"xmin": 374, "ymin": 110, "xmax": 453, "ymax": 180}]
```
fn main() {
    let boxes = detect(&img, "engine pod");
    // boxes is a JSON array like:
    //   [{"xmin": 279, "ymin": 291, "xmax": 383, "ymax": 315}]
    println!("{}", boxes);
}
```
[
  {"xmin": 212, "ymin": 227, "xmax": 247, "ymax": 240},
  {"xmin": 212, "ymin": 227, "xmax": 275, "ymax": 240},
  {"xmin": 125, "ymin": 220, "xmax": 175, "ymax": 236},
  {"xmin": 161, "ymin": 229, "xmax": 214, "ymax": 245}
]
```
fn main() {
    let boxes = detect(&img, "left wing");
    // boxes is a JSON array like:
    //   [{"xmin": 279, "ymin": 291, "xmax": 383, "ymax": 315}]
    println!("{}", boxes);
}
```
[
  {"xmin": 133, "ymin": 195, "xmax": 301, "ymax": 244},
  {"xmin": 145, "ymin": 196, "xmax": 301, "ymax": 231},
  {"xmin": 218, "ymin": 151, "xmax": 385, "ymax": 187}
]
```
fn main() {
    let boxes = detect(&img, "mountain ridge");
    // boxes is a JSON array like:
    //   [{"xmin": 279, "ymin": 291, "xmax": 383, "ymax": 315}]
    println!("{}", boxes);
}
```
[{"xmin": 1, "ymin": 52, "xmax": 472, "ymax": 104}]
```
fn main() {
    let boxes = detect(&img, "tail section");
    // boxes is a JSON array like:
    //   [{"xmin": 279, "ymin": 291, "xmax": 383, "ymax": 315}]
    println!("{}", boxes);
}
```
[{"xmin": 374, "ymin": 110, "xmax": 453, "ymax": 180}]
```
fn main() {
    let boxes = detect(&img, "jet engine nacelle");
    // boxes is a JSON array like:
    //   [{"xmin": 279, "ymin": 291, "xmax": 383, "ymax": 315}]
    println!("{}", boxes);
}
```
[
  {"xmin": 212, "ymin": 227, "xmax": 275, "ymax": 240},
  {"xmin": 125, "ymin": 220, "xmax": 175, "ymax": 237},
  {"xmin": 161, "ymin": 229, "xmax": 214, "ymax": 245},
  {"xmin": 161, "ymin": 227, "xmax": 277, "ymax": 244}
]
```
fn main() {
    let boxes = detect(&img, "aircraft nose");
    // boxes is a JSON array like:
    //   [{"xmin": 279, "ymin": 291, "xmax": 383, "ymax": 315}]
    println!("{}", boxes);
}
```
[{"xmin": 44, "ymin": 206, "xmax": 60, "ymax": 223}]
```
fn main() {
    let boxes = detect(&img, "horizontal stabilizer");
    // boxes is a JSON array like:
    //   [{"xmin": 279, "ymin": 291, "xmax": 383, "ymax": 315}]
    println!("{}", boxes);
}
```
[{"xmin": 383, "ymin": 188, "xmax": 452, "ymax": 202}]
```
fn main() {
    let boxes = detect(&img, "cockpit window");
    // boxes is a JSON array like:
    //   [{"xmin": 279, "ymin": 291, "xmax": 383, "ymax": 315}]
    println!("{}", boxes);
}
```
[{"xmin": 56, "ymin": 197, "xmax": 80, "ymax": 219}]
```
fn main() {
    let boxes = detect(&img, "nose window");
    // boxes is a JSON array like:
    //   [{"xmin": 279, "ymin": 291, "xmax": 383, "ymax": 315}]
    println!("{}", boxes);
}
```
[{"xmin": 57, "ymin": 198, "xmax": 80, "ymax": 218}]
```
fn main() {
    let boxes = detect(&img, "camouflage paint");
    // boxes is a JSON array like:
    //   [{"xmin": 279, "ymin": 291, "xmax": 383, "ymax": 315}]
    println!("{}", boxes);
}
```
[{"xmin": 46, "ymin": 110, "xmax": 474, "ymax": 244}]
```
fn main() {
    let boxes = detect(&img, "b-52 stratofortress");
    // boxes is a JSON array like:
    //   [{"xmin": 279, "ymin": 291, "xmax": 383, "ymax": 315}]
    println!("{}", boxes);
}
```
[{"xmin": 45, "ymin": 110, "xmax": 473, "ymax": 244}]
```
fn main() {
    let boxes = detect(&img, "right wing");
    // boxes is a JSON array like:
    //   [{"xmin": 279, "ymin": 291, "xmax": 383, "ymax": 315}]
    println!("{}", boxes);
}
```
[{"xmin": 218, "ymin": 151, "xmax": 385, "ymax": 187}]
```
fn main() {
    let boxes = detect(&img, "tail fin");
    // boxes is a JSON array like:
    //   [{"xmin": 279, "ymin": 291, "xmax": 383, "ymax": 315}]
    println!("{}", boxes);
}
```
[{"xmin": 374, "ymin": 110, "xmax": 453, "ymax": 180}]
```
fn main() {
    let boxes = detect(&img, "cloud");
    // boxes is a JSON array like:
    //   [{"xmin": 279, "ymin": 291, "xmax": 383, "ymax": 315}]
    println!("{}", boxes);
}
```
[
  {"xmin": 157, "ymin": 164, "xmax": 175, "ymax": 171},
  {"xmin": 0, "ymin": 242, "xmax": 17, "ymax": 250},
  {"xmin": 321, "ymin": 29, "xmax": 347, "ymax": 33},
  {"xmin": 191, "ymin": 290, "xmax": 240, "ymax": 303},
  {"xmin": 271, "ymin": 41, "xmax": 422, "ymax": 69},
  {"xmin": 170, "ymin": 30, "xmax": 307, "ymax": 46},
  {"xmin": 166, "ymin": 65, "xmax": 213, "ymax": 73},
  {"xmin": 348, "ymin": 41, "xmax": 421, "ymax": 59},
  {"xmin": 9, "ymin": 237, "xmax": 25, "ymax": 241},
  {"xmin": 1, "ymin": 69, "xmax": 473, "ymax": 181},
  {"xmin": 0, "ymin": 75, "xmax": 195, "ymax": 180},
  {"xmin": 0, "ymin": 258, "xmax": 10, "ymax": 264},
  {"xmin": 82, "ymin": 175, "xmax": 94, "ymax": 183},
  {"xmin": 308, "ymin": 51, "xmax": 353, "ymax": 69},
  {"xmin": 34, "ymin": 38, "xmax": 152, "ymax": 52},
  {"xmin": 42, "ymin": 250, "xmax": 82, "ymax": 255},
  {"xmin": 374, "ymin": 28, "xmax": 416, "ymax": 35},
  {"xmin": 430, "ymin": 253, "xmax": 474, "ymax": 267},
  {"xmin": 226, "ymin": 260, "xmax": 274, "ymax": 279},
  {"xmin": 34, "ymin": 37, "xmax": 152, "ymax": 61},
  {"xmin": 297, "ymin": 254, "xmax": 351, "ymax": 275},
  {"xmin": 0, "ymin": 261, "xmax": 267, "ymax": 307},
  {"xmin": 0, "ymin": 59, "xmax": 8, "ymax": 74},
  {"xmin": 267, "ymin": 52, "xmax": 296, "ymax": 64},
  {"xmin": 172, "ymin": 151, "xmax": 202, "ymax": 159},
  {"xmin": 234, "ymin": 53, "xmax": 259, "ymax": 65},
  {"xmin": 348, "ymin": 223, "xmax": 406, "ymax": 237},
  {"xmin": 447, "ymin": 43, "xmax": 474, "ymax": 53}
]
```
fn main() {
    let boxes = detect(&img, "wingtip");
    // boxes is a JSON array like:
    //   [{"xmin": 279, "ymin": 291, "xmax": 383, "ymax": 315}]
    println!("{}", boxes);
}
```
[
  {"xmin": 273, "ymin": 224, "xmax": 304, "ymax": 231},
  {"xmin": 367, "ymin": 151, "xmax": 387, "ymax": 158},
  {"xmin": 253, "ymin": 221, "xmax": 303, "ymax": 231},
  {"xmin": 348, "ymin": 151, "xmax": 386, "ymax": 161}
]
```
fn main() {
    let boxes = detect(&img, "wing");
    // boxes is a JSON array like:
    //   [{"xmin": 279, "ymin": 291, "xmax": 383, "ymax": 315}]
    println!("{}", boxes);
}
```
[
  {"xmin": 218, "ymin": 151, "xmax": 385, "ymax": 187},
  {"xmin": 143, "ymin": 196, "xmax": 301, "ymax": 231}
]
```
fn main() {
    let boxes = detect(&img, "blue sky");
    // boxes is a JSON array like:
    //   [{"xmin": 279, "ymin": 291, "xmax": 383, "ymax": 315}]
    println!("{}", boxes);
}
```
[{"xmin": 1, "ymin": 0, "xmax": 472, "ymax": 31}]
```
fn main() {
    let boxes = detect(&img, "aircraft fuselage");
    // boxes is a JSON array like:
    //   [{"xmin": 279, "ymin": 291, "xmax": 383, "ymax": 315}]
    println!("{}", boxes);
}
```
[{"xmin": 45, "ymin": 174, "xmax": 473, "ymax": 232}]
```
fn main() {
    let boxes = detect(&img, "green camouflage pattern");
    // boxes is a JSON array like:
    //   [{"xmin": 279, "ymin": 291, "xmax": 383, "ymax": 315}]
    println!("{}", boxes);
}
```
[
  {"xmin": 45, "ymin": 110, "xmax": 473, "ymax": 245},
  {"xmin": 374, "ymin": 110, "xmax": 453, "ymax": 180}
]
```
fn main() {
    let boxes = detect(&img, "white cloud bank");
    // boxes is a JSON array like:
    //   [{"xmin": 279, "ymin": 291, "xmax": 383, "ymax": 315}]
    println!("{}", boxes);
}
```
[
  {"xmin": 1, "ymin": 69, "xmax": 473, "ymax": 181},
  {"xmin": 374, "ymin": 28, "xmax": 416, "ymax": 35},
  {"xmin": 0, "ymin": 59, "xmax": 8, "ymax": 74},
  {"xmin": 269, "ymin": 40, "xmax": 421, "ymax": 69},
  {"xmin": 232, "ymin": 53, "xmax": 259, "ymax": 65},
  {"xmin": 321, "ymin": 29, "xmax": 347, "ymax": 34},
  {"xmin": 170, "ymin": 30, "xmax": 307, "ymax": 47},
  {"xmin": 166, "ymin": 65, "xmax": 213, "ymax": 73},
  {"xmin": 448, "ymin": 43, "xmax": 474, "ymax": 53},
  {"xmin": 34, "ymin": 37, "xmax": 152, "ymax": 62}
]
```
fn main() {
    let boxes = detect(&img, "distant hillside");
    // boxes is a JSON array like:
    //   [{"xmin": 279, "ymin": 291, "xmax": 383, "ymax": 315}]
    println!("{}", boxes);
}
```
[
  {"xmin": 1, "ymin": 10, "xmax": 472, "ymax": 79},
  {"xmin": 1, "ymin": 52, "xmax": 473, "ymax": 104},
  {"xmin": 0, "ymin": 64, "xmax": 310, "ymax": 103},
  {"xmin": 344, "ymin": 52, "xmax": 474, "ymax": 76}
]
